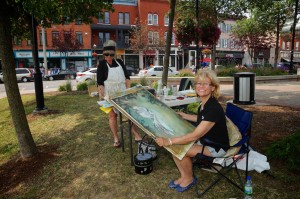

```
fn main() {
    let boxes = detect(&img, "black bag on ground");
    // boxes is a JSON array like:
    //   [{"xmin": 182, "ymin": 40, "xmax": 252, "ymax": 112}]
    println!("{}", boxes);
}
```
[
  {"xmin": 137, "ymin": 134, "xmax": 157, "ymax": 160},
  {"xmin": 134, "ymin": 135, "xmax": 156, "ymax": 175}
]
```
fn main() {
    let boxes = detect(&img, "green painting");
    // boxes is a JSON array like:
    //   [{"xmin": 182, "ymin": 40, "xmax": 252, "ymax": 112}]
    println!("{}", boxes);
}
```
[{"xmin": 109, "ymin": 85, "xmax": 195, "ymax": 160}]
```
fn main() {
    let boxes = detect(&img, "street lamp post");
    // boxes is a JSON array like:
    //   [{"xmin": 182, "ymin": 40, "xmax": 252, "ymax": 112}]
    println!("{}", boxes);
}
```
[
  {"xmin": 177, "ymin": 43, "xmax": 183, "ymax": 70},
  {"xmin": 290, "ymin": 0, "xmax": 299, "ymax": 73},
  {"xmin": 32, "ymin": 15, "xmax": 47, "ymax": 112}
]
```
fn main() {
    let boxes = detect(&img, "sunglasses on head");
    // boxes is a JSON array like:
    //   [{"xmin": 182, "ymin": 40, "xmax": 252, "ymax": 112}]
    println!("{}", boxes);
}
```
[{"xmin": 103, "ymin": 53, "xmax": 115, "ymax": 57}]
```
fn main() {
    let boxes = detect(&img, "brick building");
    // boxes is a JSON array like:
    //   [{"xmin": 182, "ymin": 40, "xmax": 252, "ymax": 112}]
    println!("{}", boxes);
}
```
[
  {"xmin": 13, "ymin": 21, "xmax": 93, "ymax": 73},
  {"xmin": 12, "ymin": 0, "xmax": 247, "ymax": 73},
  {"xmin": 12, "ymin": 0, "xmax": 177, "ymax": 73}
]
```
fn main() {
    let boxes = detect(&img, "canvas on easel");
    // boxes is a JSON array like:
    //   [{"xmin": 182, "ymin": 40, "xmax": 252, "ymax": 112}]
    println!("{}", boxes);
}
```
[{"xmin": 109, "ymin": 85, "xmax": 195, "ymax": 160}]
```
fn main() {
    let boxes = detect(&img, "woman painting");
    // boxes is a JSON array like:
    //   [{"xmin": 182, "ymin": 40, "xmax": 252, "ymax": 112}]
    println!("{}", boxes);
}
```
[
  {"xmin": 97, "ymin": 40, "xmax": 142, "ymax": 148},
  {"xmin": 155, "ymin": 70, "xmax": 229, "ymax": 192}
]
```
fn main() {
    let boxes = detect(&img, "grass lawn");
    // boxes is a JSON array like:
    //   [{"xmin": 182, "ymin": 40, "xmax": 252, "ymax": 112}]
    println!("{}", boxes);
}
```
[{"xmin": 0, "ymin": 91, "xmax": 299, "ymax": 198}]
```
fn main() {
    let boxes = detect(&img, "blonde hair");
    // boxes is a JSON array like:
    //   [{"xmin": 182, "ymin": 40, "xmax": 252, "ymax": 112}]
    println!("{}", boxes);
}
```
[{"xmin": 194, "ymin": 69, "xmax": 220, "ymax": 98}]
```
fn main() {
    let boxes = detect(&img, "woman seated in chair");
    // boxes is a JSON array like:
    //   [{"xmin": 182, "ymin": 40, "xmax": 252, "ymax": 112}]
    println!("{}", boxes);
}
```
[{"xmin": 155, "ymin": 70, "xmax": 229, "ymax": 192}]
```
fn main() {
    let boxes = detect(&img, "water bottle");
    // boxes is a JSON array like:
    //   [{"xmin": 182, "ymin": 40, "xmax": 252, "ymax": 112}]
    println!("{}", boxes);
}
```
[
  {"xmin": 156, "ymin": 80, "xmax": 162, "ymax": 97},
  {"xmin": 244, "ymin": 176, "xmax": 253, "ymax": 199},
  {"xmin": 163, "ymin": 86, "xmax": 169, "ymax": 97}
]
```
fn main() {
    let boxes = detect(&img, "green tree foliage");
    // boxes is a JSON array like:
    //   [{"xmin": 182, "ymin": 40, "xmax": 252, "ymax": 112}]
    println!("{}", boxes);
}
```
[
  {"xmin": 250, "ymin": 0, "xmax": 294, "ymax": 67},
  {"xmin": 0, "ymin": 0, "xmax": 113, "ymax": 159},
  {"xmin": 175, "ymin": 0, "xmax": 252, "ymax": 70},
  {"xmin": 231, "ymin": 17, "xmax": 276, "ymax": 65}
]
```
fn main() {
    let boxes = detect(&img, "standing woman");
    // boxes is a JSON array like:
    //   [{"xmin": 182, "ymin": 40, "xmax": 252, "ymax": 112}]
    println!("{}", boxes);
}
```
[
  {"xmin": 97, "ymin": 40, "xmax": 142, "ymax": 148},
  {"xmin": 155, "ymin": 70, "xmax": 229, "ymax": 192}
]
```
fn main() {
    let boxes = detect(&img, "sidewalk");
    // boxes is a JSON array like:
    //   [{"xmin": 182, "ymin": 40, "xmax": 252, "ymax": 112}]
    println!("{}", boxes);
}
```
[{"xmin": 220, "ymin": 81, "xmax": 300, "ymax": 109}]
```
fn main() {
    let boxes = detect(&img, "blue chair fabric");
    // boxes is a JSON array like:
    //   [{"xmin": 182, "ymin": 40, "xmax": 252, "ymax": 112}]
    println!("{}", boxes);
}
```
[
  {"xmin": 178, "ymin": 78, "xmax": 193, "ymax": 91},
  {"xmin": 193, "ymin": 102, "xmax": 253, "ymax": 197}
]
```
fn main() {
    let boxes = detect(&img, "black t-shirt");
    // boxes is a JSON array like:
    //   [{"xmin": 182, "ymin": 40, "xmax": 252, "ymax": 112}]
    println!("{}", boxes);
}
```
[
  {"xmin": 197, "ymin": 97, "xmax": 229, "ymax": 152},
  {"xmin": 96, "ymin": 58, "xmax": 130, "ymax": 86}
]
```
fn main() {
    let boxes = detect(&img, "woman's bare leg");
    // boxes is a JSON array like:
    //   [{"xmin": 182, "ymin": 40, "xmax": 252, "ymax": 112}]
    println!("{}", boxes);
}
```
[
  {"xmin": 108, "ymin": 110, "xmax": 119, "ymax": 143},
  {"xmin": 172, "ymin": 144, "xmax": 212, "ymax": 187},
  {"xmin": 131, "ymin": 124, "xmax": 142, "ymax": 141}
]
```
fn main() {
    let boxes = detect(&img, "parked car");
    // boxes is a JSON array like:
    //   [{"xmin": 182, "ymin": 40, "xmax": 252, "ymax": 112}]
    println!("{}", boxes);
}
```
[
  {"xmin": 76, "ymin": 67, "xmax": 97, "ymax": 83},
  {"xmin": 0, "ymin": 68, "xmax": 34, "ymax": 83},
  {"xmin": 44, "ymin": 70, "xmax": 77, "ymax": 81},
  {"xmin": 138, "ymin": 66, "xmax": 179, "ymax": 76},
  {"xmin": 126, "ymin": 65, "xmax": 139, "ymax": 76}
]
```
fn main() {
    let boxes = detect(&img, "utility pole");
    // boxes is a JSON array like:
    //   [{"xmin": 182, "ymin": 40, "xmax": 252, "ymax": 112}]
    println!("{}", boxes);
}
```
[
  {"xmin": 195, "ymin": 0, "xmax": 200, "ymax": 73},
  {"xmin": 290, "ymin": 0, "xmax": 299, "ymax": 74},
  {"xmin": 32, "ymin": 16, "xmax": 47, "ymax": 112},
  {"xmin": 42, "ymin": 21, "xmax": 48, "ymax": 76},
  {"xmin": 274, "ymin": 4, "xmax": 280, "ymax": 69}
]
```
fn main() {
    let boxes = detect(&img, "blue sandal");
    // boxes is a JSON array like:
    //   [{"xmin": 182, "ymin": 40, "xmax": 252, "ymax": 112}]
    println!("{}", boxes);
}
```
[
  {"xmin": 175, "ymin": 178, "xmax": 198, "ymax": 192},
  {"xmin": 169, "ymin": 180, "xmax": 179, "ymax": 189}
]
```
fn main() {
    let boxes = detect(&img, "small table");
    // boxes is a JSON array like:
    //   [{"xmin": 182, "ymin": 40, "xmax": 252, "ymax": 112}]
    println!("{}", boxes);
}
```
[{"xmin": 161, "ymin": 96, "xmax": 200, "ymax": 108}]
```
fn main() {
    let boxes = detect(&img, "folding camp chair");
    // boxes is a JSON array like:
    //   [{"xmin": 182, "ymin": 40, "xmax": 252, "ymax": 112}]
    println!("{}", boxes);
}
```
[
  {"xmin": 193, "ymin": 102, "xmax": 253, "ymax": 197},
  {"xmin": 178, "ymin": 77, "xmax": 193, "ymax": 91}
]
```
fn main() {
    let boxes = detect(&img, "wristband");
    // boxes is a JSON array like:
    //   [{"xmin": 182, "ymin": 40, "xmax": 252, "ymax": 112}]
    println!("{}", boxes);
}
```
[{"xmin": 168, "ymin": 138, "xmax": 173, "ymax": 146}]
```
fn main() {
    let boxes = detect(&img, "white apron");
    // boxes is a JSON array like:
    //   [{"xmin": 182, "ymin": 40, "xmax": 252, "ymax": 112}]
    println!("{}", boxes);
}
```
[{"xmin": 104, "ymin": 59, "xmax": 126, "ymax": 99}]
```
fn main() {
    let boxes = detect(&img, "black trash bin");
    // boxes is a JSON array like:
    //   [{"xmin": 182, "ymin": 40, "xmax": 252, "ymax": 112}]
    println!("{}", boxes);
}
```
[{"xmin": 233, "ymin": 72, "xmax": 255, "ymax": 105}]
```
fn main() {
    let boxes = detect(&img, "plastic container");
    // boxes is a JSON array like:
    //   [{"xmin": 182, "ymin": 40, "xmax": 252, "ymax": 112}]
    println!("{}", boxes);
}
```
[
  {"xmin": 233, "ymin": 72, "xmax": 256, "ymax": 105},
  {"xmin": 244, "ymin": 176, "xmax": 253, "ymax": 199},
  {"xmin": 157, "ymin": 80, "xmax": 162, "ymax": 96},
  {"xmin": 163, "ymin": 86, "xmax": 169, "ymax": 97}
]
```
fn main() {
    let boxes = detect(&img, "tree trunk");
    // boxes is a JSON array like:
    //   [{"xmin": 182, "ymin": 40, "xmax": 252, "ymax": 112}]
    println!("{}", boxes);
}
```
[
  {"xmin": 249, "ymin": 48, "xmax": 254, "ymax": 66},
  {"xmin": 162, "ymin": 0, "xmax": 176, "ymax": 86},
  {"xmin": 0, "ymin": 12, "xmax": 38, "ymax": 158}
]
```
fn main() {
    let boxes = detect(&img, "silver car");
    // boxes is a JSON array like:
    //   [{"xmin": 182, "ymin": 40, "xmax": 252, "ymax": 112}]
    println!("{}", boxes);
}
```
[
  {"xmin": 76, "ymin": 67, "xmax": 97, "ymax": 83},
  {"xmin": 0, "ymin": 68, "xmax": 34, "ymax": 83},
  {"xmin": 138, "ymin": 66, "xmax": 179, "ymax": 77}
]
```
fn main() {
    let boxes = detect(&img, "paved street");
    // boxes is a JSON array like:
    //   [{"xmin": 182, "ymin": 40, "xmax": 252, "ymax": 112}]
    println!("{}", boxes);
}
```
[
  {"xmin": 0, "ymin": 79, "xmax": 77, "ymax": 99},
  {"xmin": 1, "ymin": 80, "xmax": 299, "ymax": 108},
  {"xmin": 220, "ymin": 81, "xmax": 300, "ymax": 108}
]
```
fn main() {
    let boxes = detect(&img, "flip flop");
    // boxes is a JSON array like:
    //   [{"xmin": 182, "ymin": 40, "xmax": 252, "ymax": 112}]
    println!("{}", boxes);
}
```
[{"xmin": 113, "ymin": 141, "xmax": 121, "ymax": 148}]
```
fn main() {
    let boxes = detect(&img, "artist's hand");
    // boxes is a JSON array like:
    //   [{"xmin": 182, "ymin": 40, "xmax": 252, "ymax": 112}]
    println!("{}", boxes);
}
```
[
  {"xmin": 177, "ymin": 111, "xmax": 187, "ymax": 119},
  {"xmin": 155, "ymin": 137, "xmax": 172, "ymax": 147}
]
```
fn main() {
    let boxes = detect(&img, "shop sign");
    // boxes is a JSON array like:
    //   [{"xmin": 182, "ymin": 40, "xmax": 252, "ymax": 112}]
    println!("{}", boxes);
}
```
[
  {"xmin": 67, "ymin": 51, "xmax": 89, "ymax": 57},
  {"xmin": 226, "ymin": 54, "xmax": 234, "ymax": 58},
  {"xmin": 15, "ymin": 52, "xmax": 32, "ymax": 58},
  {"xmin": 49, "ymin": 51, "xmax": 61, "ymax": 57}
]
